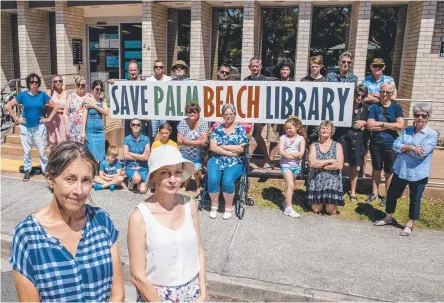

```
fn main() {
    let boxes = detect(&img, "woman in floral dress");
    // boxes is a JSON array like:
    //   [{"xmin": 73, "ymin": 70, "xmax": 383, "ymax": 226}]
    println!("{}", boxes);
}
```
[{"xmin": 64, "ymin": 77, "xmax": 91, "ymax": 143}]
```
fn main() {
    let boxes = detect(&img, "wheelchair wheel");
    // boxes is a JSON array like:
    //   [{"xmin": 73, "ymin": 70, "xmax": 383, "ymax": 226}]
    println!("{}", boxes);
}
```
[
  {"xmin": 246, "ymin": 197, "xmax": 255, "ymax": 206},
  {"xmin": 238, "ymin": 207, "xmax": 245, "ymax": 220}
]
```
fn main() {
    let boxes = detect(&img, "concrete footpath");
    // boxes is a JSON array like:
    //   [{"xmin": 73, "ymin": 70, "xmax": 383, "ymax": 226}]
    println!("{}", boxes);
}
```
[{"xmin": 1, "ymin": 176, "xmax": 444, "ymax": 302}]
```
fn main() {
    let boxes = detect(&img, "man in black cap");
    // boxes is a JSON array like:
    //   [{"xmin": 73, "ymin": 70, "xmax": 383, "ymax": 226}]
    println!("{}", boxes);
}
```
[{"xmin": 362, "ymin": 58, "xmax": 397, "ymax": 104}]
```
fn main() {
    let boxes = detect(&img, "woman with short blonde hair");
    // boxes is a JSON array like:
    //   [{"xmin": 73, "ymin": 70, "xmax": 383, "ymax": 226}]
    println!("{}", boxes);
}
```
[{"xmin": 64, "ymin": 76, "xmax": 91, "ymax": 143}]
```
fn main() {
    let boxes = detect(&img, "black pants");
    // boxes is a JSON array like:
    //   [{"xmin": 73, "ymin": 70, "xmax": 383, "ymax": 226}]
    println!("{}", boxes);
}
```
[{"xmin": 386, "ymin": 174, "xmax": 428, "ymax": 220}]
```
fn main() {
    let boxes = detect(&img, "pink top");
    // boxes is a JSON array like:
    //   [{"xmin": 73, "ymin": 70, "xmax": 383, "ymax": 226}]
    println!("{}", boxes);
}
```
[{"xmin": 279, "ymin": 134, "xmax": 303, "ymax": 168}]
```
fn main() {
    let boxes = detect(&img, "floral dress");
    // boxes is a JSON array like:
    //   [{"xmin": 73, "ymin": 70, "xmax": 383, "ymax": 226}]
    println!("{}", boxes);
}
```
[
  {"xmin": 306, "ymin": 141, "xmax": 344, "ymax": 206},
  {"xmin": 177, "ymin": 118, "xmax": 209, "ymax": 162},
  {"xmin": 210, "ymin": 123, "xmax": 248, "ymax": 170},
  {"xmin": 68, "ymin": 92, "xmax": 89, "ymax": 142}
]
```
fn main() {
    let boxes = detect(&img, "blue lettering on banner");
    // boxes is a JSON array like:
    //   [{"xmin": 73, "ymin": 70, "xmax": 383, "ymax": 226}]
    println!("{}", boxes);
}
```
[
  {"xmin": 308, "ymin": 87, "xmax": 319, "ymax": 121},
  {"xmin": 130, "ymin": 86, "xmax": 139, "ymax": 114},
  {"xmin": 141, "ymin": 86, "xmax": 148, "ymax": 115},
  {"xmin": 111, "ymin": 86, "xmax": 119, "ymax": 115},
  {"xmin": 120, "ymin": 86, "xmax": 130, "ymax": 115},
  {"xmin": 321, "ymin": 87, "xmax": 335, "ymax": 121},
  {"xmin": 294, "ymin": 87, "xmax": 307, "ymax": 120},
  {"xmin": 337, "ymin": 88, "xmax": 350, "ymax": 121},
  {"xmin": 280, "ymin": 86, "xmax": 293, "ymax": 119}
]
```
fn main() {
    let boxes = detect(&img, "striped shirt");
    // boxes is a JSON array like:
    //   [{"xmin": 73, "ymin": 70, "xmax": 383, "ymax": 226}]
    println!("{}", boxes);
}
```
[
  {"xmin": 362, "ymin": 74, "xmax": 395, "ymax": 94},
  {"xmin": 9, "ymin": 205, "xmax": 119, "ymax": 302}
]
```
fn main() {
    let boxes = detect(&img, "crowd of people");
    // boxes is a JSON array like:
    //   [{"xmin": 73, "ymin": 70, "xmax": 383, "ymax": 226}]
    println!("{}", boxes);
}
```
[{"xmin": 5, "ymin": 51, "xmax": 439, "ymax": 301}]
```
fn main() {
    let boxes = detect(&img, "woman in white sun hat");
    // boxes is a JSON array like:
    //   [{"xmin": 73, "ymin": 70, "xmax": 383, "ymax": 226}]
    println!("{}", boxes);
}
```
[{"xmin": 127, "ymin": 145, "xmax": 207, "ymax": 302}]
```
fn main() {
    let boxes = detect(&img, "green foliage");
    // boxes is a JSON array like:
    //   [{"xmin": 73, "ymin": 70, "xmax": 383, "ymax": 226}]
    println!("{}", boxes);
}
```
[{"xmin": 216, "ymin": 8, "xmax": 243, "ymax": 67}]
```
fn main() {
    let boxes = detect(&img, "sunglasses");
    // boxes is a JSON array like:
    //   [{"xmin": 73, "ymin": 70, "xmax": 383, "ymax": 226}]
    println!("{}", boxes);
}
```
[
  {"xmin": 174, "ymin": 65, "xmax": 185, "ymax": 70},
  {"xmin": 154, "ymin": 65, "xmax": 164, "ymax": 69},
  {"xmin": 371, "ymin": 64, "xmax": 384, "ymax": 69},
  {"xmin": 94, "ymin": 87, "xmax": 102, "ymax": 92},
  {"xmin": 355, "ymin": 93, "xmax": 366, "ymax": 99},
  {"xmin": 54, "ymin": 80, "xmax": 63, "ymax": 84},
  {"xmin": 188, "ymin": 108, "xmax": 200, "ymax": 114},
  {"xmin": 414, "ymin": 114, "xmax": 428, "ymax": 119},
  {"xmin": 342, "ymin": 60, "xmax": 352, "ymax": 65},
  {"xmin": 131, "ymin": 123, "xmax": 141, "ymax": 127},
  {"xmin": 220, "ymin": 71, "xmax": 230, "ymax": 75},
  {"xmin": 30, "ymin": 80, "xmax": 39, "ymax": 85},
  {"xmin": 78, "ymin": 84, "xmax": 86, "ymax": 88},
  {"xmin": 380, "ymin": 90, "xmax": 393, "ymax": 95}
]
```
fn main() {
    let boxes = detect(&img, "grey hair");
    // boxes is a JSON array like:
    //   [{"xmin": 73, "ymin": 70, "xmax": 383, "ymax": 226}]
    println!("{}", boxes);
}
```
[
  {"xmin": 413, "ymin": 103, "xmax": 433, "ymax": 118},
  {"xmin": 74, "ymin": 76, "xmax": 86, "ymax": 86},
  {"xmin": 221, "ymin": 104, "xmax": 237, "ymax": 116},
  {"xmin": 380, "ymin": 82, "xmax": 397, "ymax": 92},
  {"xmin": 339, "ymin": 51, "xmax": 353, "ymax": 63}
]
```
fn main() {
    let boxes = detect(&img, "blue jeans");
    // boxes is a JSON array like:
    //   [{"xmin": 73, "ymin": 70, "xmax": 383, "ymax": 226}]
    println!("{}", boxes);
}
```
[
  {"xmin": 207, "ymin": 158, "xmax": 243, "ymax": 194},
  {"xmin": 20, "ymin": 124, "xmax": 47, "ymax": 172},
  {"xmin": 386, "ymin": 174, "xmax": 428, "ymax": 220}
]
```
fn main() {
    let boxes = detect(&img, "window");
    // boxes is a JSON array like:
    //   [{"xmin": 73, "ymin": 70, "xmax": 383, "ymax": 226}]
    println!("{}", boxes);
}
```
[
  {"xmin": 120, "ymin": 23, "xmax": 142, "ymax": 79},
  {"xmin": 167, "ymin": 9, "xmax": 191, "ymax": 73}
]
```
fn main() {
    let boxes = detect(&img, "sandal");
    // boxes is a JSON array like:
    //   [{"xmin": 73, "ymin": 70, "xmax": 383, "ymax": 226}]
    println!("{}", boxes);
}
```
[
  {"xmin": 350, "ymin": 196, "xmax": 357, "ymax": 202},
  {"xmin": 262, "ymin": 163, "xmax": 273, "ymax": 173},
  {"xmin": 400, "ymin": 225, "xmax": 413, "ymax": 236},
  {"xmin": 374, "ymin": 217, "xmax": 394, "ymax": 226},
  {"xmin": 209, "ymin": 207, "xmax": 218, "ymax": 219}
]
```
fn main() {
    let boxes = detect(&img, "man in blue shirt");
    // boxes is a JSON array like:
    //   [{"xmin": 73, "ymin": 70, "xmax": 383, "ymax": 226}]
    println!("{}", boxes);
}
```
[
  {"xmin": 362, "ymin": 58, "xmax": 397, "ymax": 104},
  {"xmin": 124, "ymin": 118, "xmax": 151, "ymax": 193},
  {"xmin": 326, "ymin": 51, "xmax": 358, "ymax": 84}
]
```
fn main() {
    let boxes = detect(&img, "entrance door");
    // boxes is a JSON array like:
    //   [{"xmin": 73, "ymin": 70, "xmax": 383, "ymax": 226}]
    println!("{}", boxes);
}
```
[{"xmin": 88, "ymin": 26, "xmax": 119, "ymax": 85}]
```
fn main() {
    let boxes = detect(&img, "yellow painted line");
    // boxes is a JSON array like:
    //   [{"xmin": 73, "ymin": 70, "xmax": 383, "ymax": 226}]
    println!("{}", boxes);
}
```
[{"xmin": 1, "ymin": 158, "xmax": 39, "ymax": 172}]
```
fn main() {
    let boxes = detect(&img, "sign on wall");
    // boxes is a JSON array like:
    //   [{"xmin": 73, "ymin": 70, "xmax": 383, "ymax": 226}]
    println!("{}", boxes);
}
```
[
  {"xmin": 109, "ymin": 81, "xmax": 355, "ymax": 127},
  {"xmin": 72, "ymin": 39, "xmax": 83, "ymax": 65}
]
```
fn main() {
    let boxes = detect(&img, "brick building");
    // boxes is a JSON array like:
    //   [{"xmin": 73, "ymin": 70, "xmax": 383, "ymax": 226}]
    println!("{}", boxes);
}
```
[{"xmin": 1, "ymin": 0, "xmax": 443, "ymax": 144}]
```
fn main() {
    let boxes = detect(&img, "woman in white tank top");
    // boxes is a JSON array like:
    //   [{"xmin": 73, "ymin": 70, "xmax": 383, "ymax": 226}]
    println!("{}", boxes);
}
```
[
  {"xmin": 128, "ymin": 145, "xmax": 207, "ymax": 302},
  {"xmin": 45, "ymin": 74, "xmax": 67, "ymax": 148}
]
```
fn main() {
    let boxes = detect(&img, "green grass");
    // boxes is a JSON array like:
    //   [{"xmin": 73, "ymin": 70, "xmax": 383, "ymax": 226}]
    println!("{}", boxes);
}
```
[{"xmin": 248, "ymin": 178, "xmax": 444, "ymax": 231}]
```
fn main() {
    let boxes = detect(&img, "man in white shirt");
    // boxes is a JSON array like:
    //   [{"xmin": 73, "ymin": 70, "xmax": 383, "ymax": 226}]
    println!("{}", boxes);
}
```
[{"xmin": 146, "ymin": 60, "xmax": 171, "ymax": 141}]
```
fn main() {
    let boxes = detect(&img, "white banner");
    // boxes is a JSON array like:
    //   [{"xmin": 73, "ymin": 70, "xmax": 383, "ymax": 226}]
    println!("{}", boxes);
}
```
[{"xmin": 109, "ymin": 80, "xmax": 355, "ymax": 126}]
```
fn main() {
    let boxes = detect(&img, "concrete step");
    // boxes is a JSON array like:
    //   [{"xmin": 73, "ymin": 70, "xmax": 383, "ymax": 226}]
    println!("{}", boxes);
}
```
[
  {"xmin": 0, "ymin": 143, "xmax": 49, "ymax": 157},
  {"xmin": 4, "ymin": 134, "xmax": 21, "ymax": 144}
]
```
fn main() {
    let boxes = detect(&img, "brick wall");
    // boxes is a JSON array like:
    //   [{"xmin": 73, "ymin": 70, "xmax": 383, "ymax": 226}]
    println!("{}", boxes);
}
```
[
  {"xmin": 49, "ymin": 12, "xmax": 57, "ymax": 75},
  {"xmin": 348, "ymin": 1, "xmax": 371, "ymax": 83},
  {"xmin": 391, "ymin": 6, "xmax": 407, "ymax": 85},
  {"xmin": 398, "ymin": 1, "xmax": 444, "ymax": 144},
  {"xmin": 17, "ymin": 1, "xmax": 50, "ymax": 88},
  {"xmin": 142, "ymin": 0, "xmax": 167, "ymax": 77},
  {"xmin": 211, "ymin": 8, "xmax": 219, "ymax": 80},
  {"xmin": 294, "ymin": 1, "xmax": 312, "ymax": 81},
  {"xmin": 241, "ymin": 0, "xmax": 261, "ymax": 80},
  {"xmin": 167, "ymin": 9, "xmax": 179, "ymax": 73},
  {"xmin": 190, "ymin": 0, "xmax": 212, "ymax": 80},
  {"xmin": 1, "ymin": 12, "xmax": 14, "ymax": 89},
  {"xmin": 55, "ymin": 1, "xmax": 85, "ymax": 79}
]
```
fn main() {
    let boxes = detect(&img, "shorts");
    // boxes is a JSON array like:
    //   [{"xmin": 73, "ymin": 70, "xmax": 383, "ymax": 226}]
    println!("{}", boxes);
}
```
[
  {"xmin": 192, "ymin": 159, "xmax": 202, "ymax": 171},
  {"xmin": 281, "ymin": 167, "xmax": 301, "ymax": 175},
  {"xmin": 266, "ymin": 124, "xmax": 281, "ymax": 143},
  {"xmin": 370, "ymin": 142, "xmax": 397, "ymax": 174},
  {"xmin": 137, "ymin": 275, "xmax": 200, "ymax": 302},
  {"xmin": 126, "ymin": 167, "xmax": 148, "ymax": 183}
]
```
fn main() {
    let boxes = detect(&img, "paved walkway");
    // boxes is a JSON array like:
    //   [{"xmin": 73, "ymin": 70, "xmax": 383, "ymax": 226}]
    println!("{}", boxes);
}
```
[{"xmin": 1, "ymin": 176, "xmax": 443, "ymax": 301}]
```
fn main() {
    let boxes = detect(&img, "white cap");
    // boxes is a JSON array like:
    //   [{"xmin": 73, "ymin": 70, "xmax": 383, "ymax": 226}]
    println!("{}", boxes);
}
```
[{"xmin": 146, "ymin": 145, "xmax": 195, "ymax": 189}]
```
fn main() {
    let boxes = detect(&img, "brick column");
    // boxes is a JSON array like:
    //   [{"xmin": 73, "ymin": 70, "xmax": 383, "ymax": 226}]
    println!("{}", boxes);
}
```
[
  {"xmin": 190, "ymin": 0, "xmax": 212, "ymax": 80},
  {"xmin": 294, "ymin": 1, "xmax": 312, "ymax": 81},
  {"xmin": 211, "ymin": 8, "xmax": 219, "ymax": 80},
  {"xmin": 167, "ymin": 9, "xmax": 179, "ymax": 73},
  {"xmin": 347, "ymin": 1, "xmax": 372, "ymax": 83},
  {"xmin": 55, "ymin": 1, "xmax": 85, "ymax": 78},
  {"xmin": 17, "ymin": 1, "xmax": 50, "ymax": 88},
  {"xmin": 391, "ymin": 6, "xmax": 407, "ymax": 85},
  {"xmin": 142, "ymin": 0, "xmax": 167, "ymax": 77},
  {"xmin": 1, "ymin": 12, "xmax": 14, "ymax": 88},
  {"xmin": 241, "ymin": 0, "xmax": 261, "ymax": 80}
]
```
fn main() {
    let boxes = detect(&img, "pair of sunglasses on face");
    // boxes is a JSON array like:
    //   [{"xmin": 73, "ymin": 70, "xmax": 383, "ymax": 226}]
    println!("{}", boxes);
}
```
[
  {"xmin": 54, "ymin": 80, "xmax": 63, "ymax": 84},
  {"xmin": 154, "ymin": 65, "xmax": 164, "ymax": 70},
  {"xmin": 188, "ymin": 108, "xmax": 200, "ymax": 114},
  {"xmin": 174, "ymin": 65, "xmax": 185, "ymax": 71},
  {"xmin": 414, "ymin": 114, "xmax": 428, "ymax": 119}
]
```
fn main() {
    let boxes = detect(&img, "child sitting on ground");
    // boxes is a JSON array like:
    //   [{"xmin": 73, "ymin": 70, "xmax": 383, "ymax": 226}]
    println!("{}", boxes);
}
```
[
  {"xmin": 279, "ymin": 116, "xmax": 306, "ymax": 218},
  {"xmin": 93, "ymin": 146, "xmax": 125, "ymax": 191},
  {"xmin": 152, "ymin": 122, "xmax": 179, "ymax": 150}
]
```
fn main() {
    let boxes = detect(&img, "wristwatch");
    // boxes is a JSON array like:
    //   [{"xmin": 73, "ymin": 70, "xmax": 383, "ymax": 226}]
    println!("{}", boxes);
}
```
[{"xmin": 381, "ymin": 122, "xmax": 385, "ymax": 128}]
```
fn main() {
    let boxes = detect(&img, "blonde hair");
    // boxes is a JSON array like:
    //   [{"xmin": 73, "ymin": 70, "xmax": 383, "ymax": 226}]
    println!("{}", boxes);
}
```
[
  {"xmin": 318, "ymin": 120, "xmax": 335, "ymax": 137},
  {"xmin": 310, "ymin": 55, "xmax": 324, "ymax": 66},
  {"xmin": 106, "ymin": 146, "xmax": 119, "ymax": 157},
  {"xmin": 74, "ymin": 76, "xmax": 86, "ymax": 86},
  {"xmin": 284, "ymin": 116, "xmax": 305, "ymax": 138}
]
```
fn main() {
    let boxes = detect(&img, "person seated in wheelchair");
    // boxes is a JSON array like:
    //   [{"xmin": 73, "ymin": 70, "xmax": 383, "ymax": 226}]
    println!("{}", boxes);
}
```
[{"xmin": 207, "ymin": 104, "xmax": 248, "ymax": 220}]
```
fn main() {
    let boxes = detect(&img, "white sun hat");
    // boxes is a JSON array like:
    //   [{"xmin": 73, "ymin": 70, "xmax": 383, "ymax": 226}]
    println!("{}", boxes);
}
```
[{"xmin": 146, "ymin": 145, "xmax": 195, "ymax": 189}]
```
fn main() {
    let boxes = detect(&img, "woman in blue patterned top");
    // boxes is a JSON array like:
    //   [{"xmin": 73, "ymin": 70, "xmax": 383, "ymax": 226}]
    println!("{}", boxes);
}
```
[
  {"xmin": 207, "ymin": 104, "xmax": 248, "ymax": 220},
  {"xmin": 374, "ymin": 103, "xmax": 438, "ymax": 236},
  {"xmin": 9, "ymin": 141, "xmax": 124, "ymax": 302}
]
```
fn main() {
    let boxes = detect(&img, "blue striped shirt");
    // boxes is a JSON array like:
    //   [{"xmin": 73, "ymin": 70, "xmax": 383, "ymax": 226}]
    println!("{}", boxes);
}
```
[
  {"xmin": 9, "ymin": 205, "xmax": 119, "ymax": 302},
  {"xmin": 362, "ymin": 74, "xmax": 395, "ymax": 94}
]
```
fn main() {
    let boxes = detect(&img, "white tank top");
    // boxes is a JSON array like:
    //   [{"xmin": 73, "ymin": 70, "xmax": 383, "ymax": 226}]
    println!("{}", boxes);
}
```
[
  {"xmin": 136, "ymin": 195, "xmax": 200, "ymax": 287},
  {"xmin": 51, "ymin": 90, "xmax": 67, "ymax": 105}
]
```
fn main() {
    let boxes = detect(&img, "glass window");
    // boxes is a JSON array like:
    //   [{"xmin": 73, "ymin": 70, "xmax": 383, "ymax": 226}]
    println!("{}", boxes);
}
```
[
  {"xmin": 213, "ymin": 8, "xmax": 244, "ymax": 80},
  {"xmin": 310, "ymin": 6, "xmax": 350, "ymax": 74},
  {"xmin": 120, "ymin": 23, "xmax": 142, "ymax": 79},
  {"xmin": 261, "ymin": 7, "xmax": 298, "ymax": 78},
  {"xmin": 167, "ymin": 9, "xmax": 191, "ymax": 73},
  {"xmin": 88, "ymin": 26, "xmax": 119, "ymax": 84}
]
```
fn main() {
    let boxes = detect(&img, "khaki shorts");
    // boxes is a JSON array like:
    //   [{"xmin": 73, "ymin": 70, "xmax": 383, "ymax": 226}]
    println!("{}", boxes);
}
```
[{"xmin": 250, "ymin": 123, "xmax": 282, "ymax": 144}]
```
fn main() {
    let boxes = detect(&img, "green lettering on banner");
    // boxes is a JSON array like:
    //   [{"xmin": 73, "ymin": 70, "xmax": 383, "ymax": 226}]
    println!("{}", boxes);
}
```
[
  {"xmin": 166, "ymin": 86, "xmax": 176, "ymax": 116},
  {"xmin": 177, "ymin": 86, "xmax": 184, "ymax": 116},
  {"xmin": 154, "ymin": 86, "xmax": 164, "ymax": 115},
  {"xmin": 186, "ymin": 86, "xmax": 199, "ymax": 105}
]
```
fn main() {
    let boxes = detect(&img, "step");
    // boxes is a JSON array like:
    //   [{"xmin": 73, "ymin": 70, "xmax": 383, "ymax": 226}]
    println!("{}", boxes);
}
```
[
  {"xmin": 4, "ymin": 134, "xmax": 21, "ymax": 145},
  {"xmin": 0, "ymin": 143, "xmax": 49, "ymax": 158}
]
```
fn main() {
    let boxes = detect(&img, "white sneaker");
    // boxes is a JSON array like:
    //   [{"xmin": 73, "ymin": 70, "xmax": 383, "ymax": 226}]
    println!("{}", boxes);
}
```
[
  {"xmin": 284, "ymin": 207, "xmax": 301, "ymax": 218},
  {"xmin": 222, "ymin": 208, "xmax": 234, "ymax": 220},
  {"xmin": 209, "ymin": 207, "xmax": 218, "ymax": 219}
]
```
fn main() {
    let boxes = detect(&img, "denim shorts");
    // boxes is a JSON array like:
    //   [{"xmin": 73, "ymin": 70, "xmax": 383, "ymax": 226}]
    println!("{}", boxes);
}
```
[
  {"xmin": 192, "ymin": 160, "xmax": 202, "ymax": 171},
  {"xmin": 280, "ymin": 167, "xmax": 301, "ymax": 175}
]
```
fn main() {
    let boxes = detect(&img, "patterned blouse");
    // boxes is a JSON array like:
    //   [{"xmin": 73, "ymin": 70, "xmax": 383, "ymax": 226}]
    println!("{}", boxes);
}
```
[
  {"xmin": 9, "ymin": 205, "xmax": 119, "ymax": 302},
  {"xmin": 68, "ymin": 92, "xmax": 90, "ymax": 142},
  {"xmin": 210, "ymin": 123, "xmax": 248, "ymax": 170},
  {"xmin": 177, "ymin": 118, "xmax": 209, "ymax": 162}
]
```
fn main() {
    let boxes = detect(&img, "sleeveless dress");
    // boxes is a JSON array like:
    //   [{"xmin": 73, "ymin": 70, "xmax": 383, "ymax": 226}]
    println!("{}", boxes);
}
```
[
  {"xmin": 306, "ymin": 141, "xmax": 344, "ymax": 206},
  {"xmin": 68, "ymin": 92, "xmax": 88, "ymax": 142},
  {"xmin": 46, "ymin": 90, "xmax": 66, "ymax": 146},
  {"xmin": 86, "ymin": 102, "xmax": 105, "ymax": 161},
  {"xmin": 135, "ymin": 195, "xmax": 200, "ymax": 302}
]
